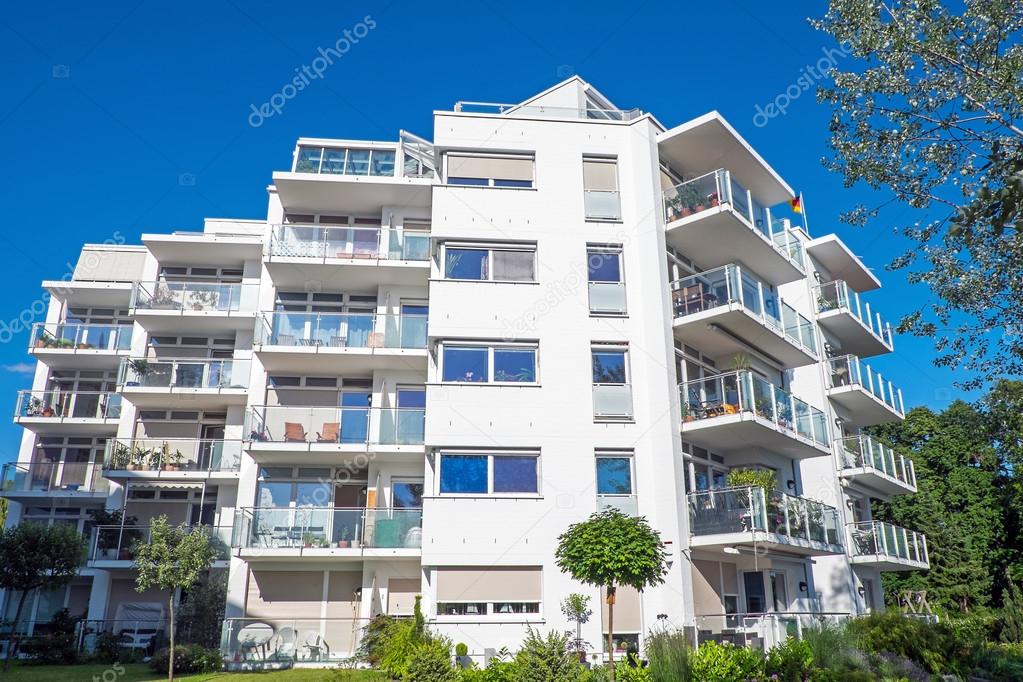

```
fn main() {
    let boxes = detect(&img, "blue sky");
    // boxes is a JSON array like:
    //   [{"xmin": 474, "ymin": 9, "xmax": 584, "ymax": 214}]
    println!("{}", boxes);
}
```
[{"xmin": 0, "ymin": 0, "xmax": 976, "ymax": 450}]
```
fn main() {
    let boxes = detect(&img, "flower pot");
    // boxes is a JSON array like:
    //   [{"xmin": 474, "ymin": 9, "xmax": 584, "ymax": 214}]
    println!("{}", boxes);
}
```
[
  {"xmin": 337, "ymin": 540, "xmax": 351, "ymax": 549},
  {"xmin": 680, "ymin": 206, "xmax": 692, "ymax": 218},
  {"xmin": 41, "ymin": 408, "xmax": 54, "ymax": 417}
]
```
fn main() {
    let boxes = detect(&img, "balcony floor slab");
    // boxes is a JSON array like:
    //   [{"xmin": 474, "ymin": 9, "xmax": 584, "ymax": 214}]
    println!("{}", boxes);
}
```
[
  {"xmin": 681, "ymin": 412, "xmax": 831, "ymax": 460},
  {"xmin": 673, "ymin": 305, "xmax": 817, "ymax": 368}
]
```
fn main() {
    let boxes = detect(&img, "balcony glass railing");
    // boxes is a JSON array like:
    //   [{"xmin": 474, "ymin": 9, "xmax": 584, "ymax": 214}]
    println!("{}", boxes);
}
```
[
  {"xmin": 269, "ymin": 224, "xmax": 431, "ymax": 262},
  {"xmin": 588, "ymin": 282, "xmax": 627, "ymax": 314},
  {"xmin": 453, "ymin": 101, "xmax": 643, "ymax": 121},
  {"xmin": 836, "ymin": 435, "xmax": 915, "ymax": 487},
  {"xmin": 232, "ymin": 507, "xmax": 423, "ymax": 550},
  {"xmin": 847, "ymin": 521, "xmax": 928, "ymax": 565},
  {"xmin": 15, "ymin": 390, "xmax": 122, "ymax": 420},
  {"xmin": 593, "ymin": 384, "xmax": 633, "ymax": 419},
  {"xmin": 688, "ymin": 486, "xmax": 842, "ymax": 547},
  {"xmin": 669, "ymin": 264, "xmax": 817, "ymax": 356},
  {"xmin": 89, "ymin": 524, "xmax": 232, "ymax": 561},
  {"xmin": 825, "ymin": 355, "xmax": 905, "ymax": 416},
  {"xmin": 255, "ymin": 312, "xmax": 428, "ymax": 350},
  {"xmin": 584, "ymin": 190, "xmax": 622, "ymax": 220},
  {"xmin": 221, "ymin": 617, "xmax": 370, "ymax": 663},
  {"xmin": 118, "ymin": 358, "xmax": 250, "ymax": 390},
  {"xmin": 131, "ymin": 281, "xmax": 258, "ymax": 313},
  {"xmin": 680, "ymin": 371, "xmax": 829, "ymax": 446},
  {"xmin": 597, "ymin": 494, "xmax": 638, "ymax": 517},
  {"xmin": 295, "ymin": 145, "xmax": 397, "ymax": 176},
  {"xmin": 814, "ymin": 280, "xmax": 893, "ymax": 348},
  {"xmin": 246, "ymin": 406, "xmax": 425, "ymax": 445},
  {"xmin": 30, "ymin": 323, "xmax": 132, "ymax": 352},
  {"xmin": 104, "ymin": 438, "xmax": 242, "ymax": 473},
  {"xmin": 1, "ymin": 461, "xmax": 107, "ymax": 494},
  {"xmin": 662, "ymin": 169, "xmax": 805, "ymax": 267}
]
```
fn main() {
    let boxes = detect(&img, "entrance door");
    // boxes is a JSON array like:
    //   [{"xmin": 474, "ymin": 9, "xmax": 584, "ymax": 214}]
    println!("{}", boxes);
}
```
[{"xmin": 199, "ymin": 424, "xmax": 226, "ymax": 470}]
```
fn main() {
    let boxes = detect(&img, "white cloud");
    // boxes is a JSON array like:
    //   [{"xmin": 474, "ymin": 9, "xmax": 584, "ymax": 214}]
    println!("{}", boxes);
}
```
[{"xmin": 2, "ymin": 363, "xmax": 35, "ymax": 375}]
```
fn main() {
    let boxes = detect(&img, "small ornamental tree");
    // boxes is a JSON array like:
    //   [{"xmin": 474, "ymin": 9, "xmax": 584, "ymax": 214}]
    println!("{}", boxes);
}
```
[
  {"xmin": 555, "ymin": 509, "xmax": 668, "ymax": 681},
  {"xmin": 132, "ymin": 516, "xmax": 216, "ymax": 682},
  {"xmin": 561, "ymin": 593, "xmax": 592, "ymax": 654},
  {"xmin": 0, "ymin": 522, "xmax": 86, "ymax": 671}
]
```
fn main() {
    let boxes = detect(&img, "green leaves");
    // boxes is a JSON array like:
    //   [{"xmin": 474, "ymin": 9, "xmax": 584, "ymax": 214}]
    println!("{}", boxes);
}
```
[
  {"xmin": 554, "ymin": 509, "xmax": 668, "ymax": 592},
  {"xmin": 0, "ymin": 522, "xmax": 86, "ymax": 594},
  {"xmin": 132, "ymin": 516, "xmax": 216, "ymax": 593}
]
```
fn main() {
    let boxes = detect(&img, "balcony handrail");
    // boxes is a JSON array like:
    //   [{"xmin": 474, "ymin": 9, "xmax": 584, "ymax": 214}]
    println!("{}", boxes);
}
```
[
  {"xmin": 814, "ymin": 280, "xmax": 894, "ymax": 348},
  {"xmin": 89, "ymin": 523, "xmax": 233, "ymax": 560},
  {"xmin": 825, "ymin": 355, "xmax": 905, "ymax": 415},
  {"xmin": 30, "ymin": 322, "xmax": 133, "ymax": 351},
  {"xmin": 268, "ymin": 223, "xmax": 432, "ymax": 261},
  {"xmin": 117, "ymin": 357, "xmax": 250, "ymax": 390},
  {"xmin": 233, "ymin": 506, "xmax": 423, "ymax": 549},
  {"xmin": 1, "ymin": 460, "xmax": 107, "ymax": 493},
  {"xmin": 254, "ymin": 311, "xmax": 428, "ymax": 350},
  {"xmin": 15, "ymin": 389, "xmax": 121, "ymax": 420},
  {"xmin": 246, "ymin": 405, "xmax": 426, "ymax": 445},
  {"xmin": 835, "ymin": 435, "xmax": 915, "ymax": 487},
  {"xmin": 847, "ymin": 520, "xmax": 928, "ymax": 564},
  {"xmin": 452, "ymin": 101, "xmax": 642, "ymax": 120},
  {"xmin": 104, "ymin": 437, "xmax": 243, "ymax": 473},
  {"xmin": 669, "ymin": 264, "xmax": 818, "ymax": 356},
  {"xmin": 687, "ymin": 485, "xmax": 842, "ymax": 547},
  {"xmin": 130, "ymin": 280, "xmax": 258, "ymax": 312},
  {"xmin": 679, "ymin": 370, "xmax": 830, "ymax": 446}
]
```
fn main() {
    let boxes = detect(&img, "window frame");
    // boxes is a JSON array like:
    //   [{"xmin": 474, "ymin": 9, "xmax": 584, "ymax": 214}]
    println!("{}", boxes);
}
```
[
  {"xmin": 440, "ymin": 341, "xmax": 539, "ymax": 385},
  {"xmin": 595, "ymin": 453, "xmax": 635, "ymax": 497},
  {"xmin": 441, "ymin": 242, "xmax": 538, "ymax": 283},
  {"xmin": 591, "ymin": 344, "xmax": 630, "ymax": 386},
  {"xmin": 444, "ymin": 152, "xmax": 536, "ymax": 188},
  {"xmin": 437, "ymin": 451, "xmax": 541, "ymax": 497},
  {"xmin": 582, "ymin": 156, "xmax": 621, "ymax": 221}
]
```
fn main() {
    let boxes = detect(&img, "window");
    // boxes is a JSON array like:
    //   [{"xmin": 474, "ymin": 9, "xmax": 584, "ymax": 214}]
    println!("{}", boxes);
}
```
[
  {"xmin": 592, "ymin": 345, "xmax": 632, "ymax": 419},
  {"xmin": 295, "ymin": 145, "xmax": 396, "ymax": 177},
  {"xmin": 437, "ymin": 602, "xmax": 488, "ymax": 616},
  {"xmin": 583, "ymin": 157, "xmax": 621, "ymax": 220},
  {"xmin": 441, "ymin": 344, "xmax": 538, "ymax": 384},
  {"xmin": 439, "ymin": 453, "xmax": 539, "ymax": 495},
  {"xmin": 596, "ymin": 457, "xmax": 633, "ymax": 495},
  {"xmin": 443, "ymin": 244, "xmax": 536, "ymax": 282},
  {"xmin": 592, "ymin": 348, "xmax": 627, "ymax": 384},
  {"xmin": 446, "ymin": 153, "xmax": 534, "ymax": 188},
  {"xmin": 587, "ymin": 246, "xmax": 626, "ymax": 315},
  {"xmin": 435, "ymin": 567, "xmax": 542, "ymax": 617}
]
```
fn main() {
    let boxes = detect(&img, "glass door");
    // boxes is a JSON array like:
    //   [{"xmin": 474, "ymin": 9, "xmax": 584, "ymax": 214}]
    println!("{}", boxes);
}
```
[
  {"xmin": 339, "ymin": 391, "xmax": 371, "ymax": 444},
  {"xmin": 344, "ymin": 308, "xmax": 374, "ymax": 347},
  {"xmin": 396, "ymin": 387, "xmax": 425, "ymax": 444}
]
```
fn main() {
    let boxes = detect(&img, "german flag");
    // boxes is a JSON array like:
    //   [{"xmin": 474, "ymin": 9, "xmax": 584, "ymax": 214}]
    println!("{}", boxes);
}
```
[{"xmin": 789, "ymin": 195, "xmax": 802, "ymax": 214}]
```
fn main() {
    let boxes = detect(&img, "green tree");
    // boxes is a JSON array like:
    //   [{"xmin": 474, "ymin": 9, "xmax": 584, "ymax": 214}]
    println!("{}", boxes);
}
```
[
  {"xmin": 560, "ymin": 593, "xmax": 592, "ymax": 654},
  {"xmin": 812, "ymin": 0, "xmax": 1023, "ymax": 389},
  {"xmin": 555, "ymin": 509, "xmax": 668, "ymax": 681},
  {"xmin": 132, "ymin": 516, "xmax": 216, "ymax": 682},
  {"xmin": 0, "ymin": 522, "xmax": 85, "ymax": 672}
]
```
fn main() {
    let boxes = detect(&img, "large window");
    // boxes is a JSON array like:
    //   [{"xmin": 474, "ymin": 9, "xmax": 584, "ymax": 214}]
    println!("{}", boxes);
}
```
[
  {"xmin": 435, "ymin": 567, "xmax": 542, "ymax": 618},
  {"xmin": 295, "ymin": 146, "xmax": 396, "ymax": 176},
  {"xmin": 587, "ymin": 246, "xmax": 626, "ymax": 315},
  {"xmin": 443, "ymin": 244, "xmax": 536, "ymax": 282},
  {"xmin": 439, "ymin": 453, "xmax": 539, "ymax": 495},
  {"xmin": 441, "ymin": 344, "xmax": 538, "ymax": 384},
  {"xmin": 592, "ymin": 348, "xmax": 628, "ymax": 384},
  {"xmin": 583, "ymin": 157, "xmax": 621, "ymax": 220},
  {"xmin": 596, "ymin": 456, "xmax": 633, "ymax": 495},
  {"xmin": 446, "ymin": 153, "xmax": 534, "ymax": 188},
  {"xmin": 592, "ymin": 345, "xmax": 632, "ymax": 419}
]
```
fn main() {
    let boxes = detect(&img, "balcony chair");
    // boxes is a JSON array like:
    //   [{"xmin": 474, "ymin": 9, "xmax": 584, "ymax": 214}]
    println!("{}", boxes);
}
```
[
  {"xmin": 284, "ymin": 422, "xmax": 307, "ymax": 442},
  {"xmin": 270, "ymin": 626, "xmax": 298, "ymax": 661},
  {"xmin": 273, "ymin": 334, "xmax": 295, "ymax": 346},
  {"xmin": 317, "ymin": 422, "xmax": 340, "ymax": 443},
  {"xmin": 301, "ymin": 631, "xmax": 330, "ymax": 661}
]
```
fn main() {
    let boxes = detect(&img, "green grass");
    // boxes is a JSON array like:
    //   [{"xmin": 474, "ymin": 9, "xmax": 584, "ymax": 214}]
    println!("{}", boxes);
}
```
[{"xmin": 2, "ymin": 663, "xmax": 389, "ymax": 682}]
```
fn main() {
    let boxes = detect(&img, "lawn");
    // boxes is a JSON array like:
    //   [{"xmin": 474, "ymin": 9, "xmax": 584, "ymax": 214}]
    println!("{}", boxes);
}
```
[{"xmin": 2, "ymin": 663, "xmax": 388, "ymax": 682}]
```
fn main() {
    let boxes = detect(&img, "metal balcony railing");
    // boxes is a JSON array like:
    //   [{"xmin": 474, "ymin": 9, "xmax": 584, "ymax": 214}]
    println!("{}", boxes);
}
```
[
  {"xmin": 118, "ymin": 358, "xmax": 250, "ymax": 390},
  {"xmin": 269, "ymin": 224, "xmax": 430, "ymax": 262},
  {"xmin": 246, "ymin": 406, "xmax": 425, "ymax": 446},
  {"xmin": 15, "ymin": 390, "xmax": 121, "ymax": 420},
  {"xmin": 847, "ymin": 520, "xmax": 928, "ymax": 565},
  {"xmin": 232, "ymin": 507, "xmax": 423, "ymax": 550},
  {"xmin": 688, "ymin": 486, "xmax": 843, "ymax": 548},
  {"xmin": 1, "ymin": 461, "xmax": 108, "ymax": 494},
  {"xmin": 104, "ymin": 438, "xmax": 242, "ymax": 473},
  {"xmin": 30, "ymin": 323, "xmax": 132, "ymax": 352},
  {"xmin": 131, "ymin": 281, "xmax": 259, "ymax": 313},
  {"xmin": 89, "ymin": 524, "xmax": 232, "ymax": 561},
  {"xmin": 255, "ymin": 312, "xmax": 428, "ymax": 350},
  {"xmin": 814, "ymin": 280, "xmax": 893, "ymax": 348},
  {"xmin": 836, "ymin": 435, "xmax": 916, "ymax": 487},
  {"xmin": 825, "ymin": 355, "xmax": 905, "ymax": 416}
]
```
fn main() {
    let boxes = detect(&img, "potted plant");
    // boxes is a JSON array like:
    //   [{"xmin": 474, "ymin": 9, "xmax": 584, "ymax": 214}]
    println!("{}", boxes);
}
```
[
  {"xmin": 302, "ymin": 533, "xmax": 315, "ymax": 548},
  {"xmin": 127, "ymin": 359, "xmax": 150, "ymax": 386},
  {"xmin": 188, "ymin": 289, "xmax": 217, "ymax": 310},
  {"xmin": 681, "ymin": 402, "xmax": 696, "ymax": 423},
  {"xmin": 337, "ymin": 527, "xmax": 351, "ymax": 549},
  {"xmin": 129, "ymin": 447, "xmax": 150, "ymax": 471},
  {"xmin": 109, "ymin": 442, "xmax": 132, "ymax": 470},
  {"xmin": 41, "ymin": 405, "xmax": 55, "ymax": 417},
  {"xmin": 167, "ymin": 448, "xmax": 185, "ymax": 471}
]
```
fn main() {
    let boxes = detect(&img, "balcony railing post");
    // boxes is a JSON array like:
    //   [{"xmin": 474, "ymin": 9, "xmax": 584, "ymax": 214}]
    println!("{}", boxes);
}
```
[{"xmin": 756, "ymin": 280, "xmax": 765, "ymax": 322}]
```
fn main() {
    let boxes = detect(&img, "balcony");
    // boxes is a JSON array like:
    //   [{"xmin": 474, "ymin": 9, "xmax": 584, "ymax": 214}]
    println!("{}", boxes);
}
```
[
  {"xmin": 825, "ymin": 355, "xmax": 905, "ymax": 424},
  {"xmin": 680, "ymin": 372, "xmax": 830, "ymax": 459},
  {"xmin": 453, "ymin": 101, "xmax": 643, "ymax": 120},
  {"xmin": 232, "ymin": 507, "xmax": 423, "ymax": 559},
  {"xmin": 814, "ymin": 280, "xmax": 893, "ymax": 356},
  {"xmin": 266, "ymin": 223, "xmax": 431, "ymax": 288},
  {"xmin": 130, "ymin": 281, "xmax": 259, "ymax": 332},
  {"xmin": 836, "ymin": 435, "xmax": 916, "ymax": 495},
  {"xmin": 273, "ymin": 138, "xmax": 435, "ymax": 213},
  {"xmin": 847, "ymin": 521, "xmax": 929, "ymax": 571},
  {"xmin": 670, "ymin": 265, "xmax": 818, "ymax": 368},
  {"xmin": 103, "ymin": 437, "xmax": 242, "ymax": 479},
  {"xmin": 0, "ymin": 461, "xmax": 108, "ymax": 501},
  {"xmin": 688, "ymin": 486, "xmax": 844, "ymax": 556},
  {"xmin": 118, "ymin": 358, "xmax": 250, "ymax": 407},
  {"xmin": 14, "ymin": 390, "xmax": 121, "ymax": 433},
  {"xmin": 254, "ymin": 312, "xmax": 428, "ymax": 373},
  {"xmin": 662, "ymin": 170, "xmax": 805, "ymax": 285},
  {"xmin": 30, "ymin": 323, "xmax": 132, "ymax": 368},
  {"xmin": 88, "ymin": 524, "xmax": 232, "ymax": 564},
  {"xmin": 245, "ymin": 406, "xmax": 424, "ymax": 461}
]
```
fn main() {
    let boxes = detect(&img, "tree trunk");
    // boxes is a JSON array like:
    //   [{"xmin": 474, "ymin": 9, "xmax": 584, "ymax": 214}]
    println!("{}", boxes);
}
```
[
  {"xmin": 607, "ymin": 584, "xmax": 616, "ymax": 682},
  {"xmin": 2, "ymin": 590, "xmax": 29, "ymax": 673},
  {"xmin": 168, "ymin": 593, "xmax": 175, "ymax": 682}
]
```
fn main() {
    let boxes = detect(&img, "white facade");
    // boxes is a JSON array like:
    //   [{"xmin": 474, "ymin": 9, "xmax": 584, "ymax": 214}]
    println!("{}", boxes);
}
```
[{"xmin": 0, "ymin": 77, "xmax": 926, "ymax": 665}]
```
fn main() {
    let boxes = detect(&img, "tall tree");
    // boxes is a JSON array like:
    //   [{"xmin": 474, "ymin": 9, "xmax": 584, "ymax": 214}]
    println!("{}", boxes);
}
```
[
  {"xmin": 555, "ymin": 509, "xmax": 668, "ymax": 681},
  {"xmin": 0, "ymin": 523, "xmax": 85, "ymax": 672},
  {"xmin": 132, "ymin": 516, "xmax": 216, "ymax": 682},
  {"xmin": 812, "ymin": 0, "xmax": 1023, "ymax": 389}
]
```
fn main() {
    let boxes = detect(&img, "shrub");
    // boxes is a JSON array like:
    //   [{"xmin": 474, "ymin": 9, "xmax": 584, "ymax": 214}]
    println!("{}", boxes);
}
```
[
  {"xmin": 379, "ymin": 597, "xmax": 430, "ymax": 678},
  {"xmin": 19, "ymin": 608, "xmax": 80, "ymax": 664},
  {"xmin": 800, "ymin": 620, "xmax": 863, "ymax": 675},
  {"xmin": 402, "ymin": 637, "xmax": 457, "ymax": 682},
  {"xmin": 359, "ymin": 614, "xmax": 398, "ymax": 666},
  {"xmin": 148, "ymin": 643, "xmax": 221, "ymax": 674},
  {"xmin": 175, "ymin": 573, "xmax": 226, "ymax": 647},
  {"xmin": 456, "ymin": 642, "xmax": 469, "ymax": 657},
  {"xmin": 645, "ymin": 628, "xmax": 692, "ymax": 682},
  {"xmin": 765, "ymin": 637, "xmax": 813, "ymax": 681},
  {"xmin": 969, "ymin": 642, "xmax": 1023, "ymax": 681},
  {"xmin": 460, "ymin": 658, "xmax": 519, "ymax": 682},
  {"xmin": 513, "ymin": 627, "xmax": 584, "ymax": 682},
  {"xmin": 846, "ymin": 610, "xmax": 951, "ymax": 673},
  {"xmin": 615, "ymin": 663, "xmax": 651, "ymax": 682},
  {"xmin": 689, "ymin": 641, "xmax": 764, "ymax": 682}
]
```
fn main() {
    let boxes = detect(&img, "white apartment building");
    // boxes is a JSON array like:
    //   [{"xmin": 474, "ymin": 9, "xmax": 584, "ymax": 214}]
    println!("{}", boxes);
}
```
[{"xmin": 0, "ymin": 77, "xmax": 928, "ymax": 665}]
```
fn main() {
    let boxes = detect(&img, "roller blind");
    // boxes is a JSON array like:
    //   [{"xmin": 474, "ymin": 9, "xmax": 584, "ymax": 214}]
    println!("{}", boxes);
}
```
[
  {"xmin": 435, "ymin": 567, "xmax": 542, "ymax": 601},
  {"xmin": 601, "ymin": 585, "xmax": 642, "ymax": 632},
  {"xmin": 583, "ymin": 160, "xmax": 618, "ymax": 191},
  {"xmin": 447, "ymin": 155, "xmax": 534, "ymax": 181},
  {"xmin": 387, "ymin": 578, "xmax": 422, "ymax": 616},
  {"xmin": 73, "ymin": 248, "xmax": 147, "ymax": 282},
  {"xmin": 492, "ymin": 250, "xmax": 536, "ymax": 281}
]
